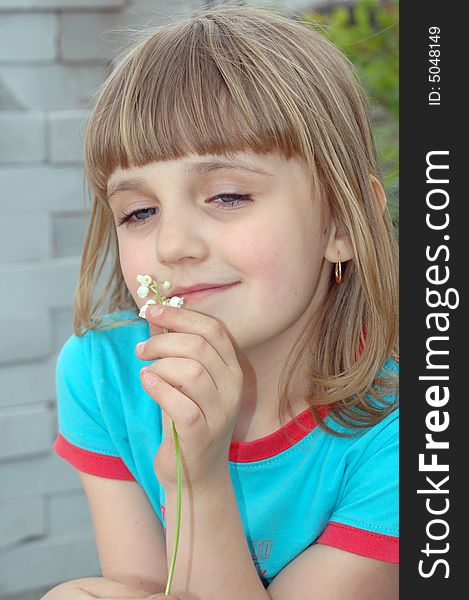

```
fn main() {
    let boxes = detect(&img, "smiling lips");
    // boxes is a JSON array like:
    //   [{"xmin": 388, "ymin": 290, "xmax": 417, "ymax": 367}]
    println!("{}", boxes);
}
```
[{"xmin": 170, "ymin": 282, "xmax": 241, "ymax": 302}]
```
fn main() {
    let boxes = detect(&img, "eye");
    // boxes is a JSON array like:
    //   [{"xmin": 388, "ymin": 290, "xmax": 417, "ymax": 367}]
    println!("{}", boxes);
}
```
[
  {"xmin": 116, "ymin": 193, "xmax": 253, "ymax": 228},
  {"xmin": 116, "ymin": 207, "xmax": 157, "ymax": 227},
  {"xmin": 208, "ymin": 193, "xmax": 254, "ymax": 209}
]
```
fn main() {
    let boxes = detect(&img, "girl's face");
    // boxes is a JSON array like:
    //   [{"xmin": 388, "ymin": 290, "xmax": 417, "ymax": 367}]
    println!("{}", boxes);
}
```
[{"xmin": 107, "ymin": 151, "xmax": 333, "ymax": 352}]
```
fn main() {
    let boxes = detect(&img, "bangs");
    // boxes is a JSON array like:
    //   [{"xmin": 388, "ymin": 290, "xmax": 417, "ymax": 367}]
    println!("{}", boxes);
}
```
[{"xmin": 84, "ymin": 14, "xmax": 310, "ymax": 197}]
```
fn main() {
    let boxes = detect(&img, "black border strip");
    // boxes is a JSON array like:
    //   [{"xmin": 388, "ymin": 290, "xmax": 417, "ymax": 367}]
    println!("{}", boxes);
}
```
[{"xmin": 400, "ymin": 1, "xmax": 464, "ymax": 594}]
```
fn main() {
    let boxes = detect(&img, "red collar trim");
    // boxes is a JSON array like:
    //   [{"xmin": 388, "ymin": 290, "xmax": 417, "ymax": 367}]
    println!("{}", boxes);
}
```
[{"xmin": 229, "ymin": 405, "xmax": 330, "ymax": 463}]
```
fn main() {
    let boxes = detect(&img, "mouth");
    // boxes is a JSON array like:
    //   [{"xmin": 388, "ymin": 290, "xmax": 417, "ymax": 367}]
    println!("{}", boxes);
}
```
[{"xmin": 173, "ymin": 282, "xmax": 241, "ymax": 303}]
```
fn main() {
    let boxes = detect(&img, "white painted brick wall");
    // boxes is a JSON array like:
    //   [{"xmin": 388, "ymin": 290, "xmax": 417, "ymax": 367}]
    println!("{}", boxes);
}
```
[
  {"xmin": 0, "ymin": 1, "xmax": 329, "ymax": 597},
  {"xmin": 0, "ymin": 310, "xmax": 52, "ymax": 364},
  {"xmin": 0, "ymin": 534, "xmax": 100, "ymax": 595},
  {"xmin": 0, "ymin": 355, "xmax": 58, "ymax": 409},
  {"xmin": 47, "ymin": 111, "xmax": 89, "ymax": 163},
  {"xmin": 0, "ymin": 214, "xmax": 52, "ymax": 262},
  {"xmin": 0, "ymin": 65, "xmax": 111, "ymax": 110},
  {"xmin": 0, "ymin": 1, "xmax": 127, "ymax": 11},
  {"xmin": 60, "ymin": 12, "xmax": 122, "ymax": 61},
  {"xmin": 0, "ymin": 112, "xmax": 45, "ymax": 163},
  {"xmin": 0, "ymin": 496, "xmax": 45, "ymax": 550},
  {"xmin": 0, "ymin": 454, "xmax": 82, "ymax": 501},
  {"xmin": 52, "ymin": 213, "xmax": 89, "ymax": 257},
  {"xmin": 48, "ymin": 491, "xmax": 94, "ymax": 537},
  {"xmin": 0, "ymin": 167, "xmax": 86, "ymax": 211},
  {"xmin": 0, "ymin": 13, "xmax": 57, "ymax": 61},
  {"xmin": 0, "ymin": 257, "xmax": 81, "ymax": 310},
  {"xmin": 0, "ymin": 405, "xmax": 54, "ymax": 459}
]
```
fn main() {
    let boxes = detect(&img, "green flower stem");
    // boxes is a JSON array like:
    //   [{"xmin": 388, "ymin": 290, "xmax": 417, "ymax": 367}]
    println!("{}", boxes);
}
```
[
  {"xmin": 154, "ymin": 294, "xmax": 181, "ymax": 597},
  {"xmin": 138, "ymin": 276, "xmax": 183, "ymax": 596},
  {"xmin": 165, "ymin": 419, "xmax": 182, "ymax": 596}
]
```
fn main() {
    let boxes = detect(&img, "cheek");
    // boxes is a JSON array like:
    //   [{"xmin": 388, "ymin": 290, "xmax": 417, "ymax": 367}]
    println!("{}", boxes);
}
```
[
  {"xmin": 226, "ymin": 221, "xmax": 284, "ymax": 283},
  {"xmin": 117, "ymin": 239, "xmax": 147, "ymax": 301},
  {"xmin": 233, "ymin": 213, "xmax": 325, "ymax": 304}
]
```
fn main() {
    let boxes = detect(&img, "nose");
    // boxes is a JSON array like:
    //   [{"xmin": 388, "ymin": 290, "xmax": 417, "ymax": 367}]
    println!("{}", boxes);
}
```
[{"xmin": 155, "ymin": 203, "xmax": 208, "ymax": 265}]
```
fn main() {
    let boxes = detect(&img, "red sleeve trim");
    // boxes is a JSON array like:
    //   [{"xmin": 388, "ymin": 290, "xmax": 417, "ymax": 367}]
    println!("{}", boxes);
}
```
[
  {"xmin": 316, "ymin": 521, "xmax": 399, "ymax": 564},
  {"xmin": 53, "ymin": 433, "xmax": 136, "ymax": 481}
]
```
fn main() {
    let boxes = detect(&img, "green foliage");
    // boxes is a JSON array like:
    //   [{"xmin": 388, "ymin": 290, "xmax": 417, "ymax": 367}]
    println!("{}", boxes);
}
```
[{"xmin": 301, "ymin": 0, "xmax": 399, "ymax": 227}]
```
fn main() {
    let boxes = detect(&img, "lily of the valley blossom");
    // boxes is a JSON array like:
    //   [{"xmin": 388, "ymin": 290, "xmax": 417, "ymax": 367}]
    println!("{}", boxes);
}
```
[
  {"xmin": 137, "ymin": 274, "xmax": 185, "ymax": 319},
  {"xmin": 136, "ymin": 273, "xmax": 184, "ymax": 596}
]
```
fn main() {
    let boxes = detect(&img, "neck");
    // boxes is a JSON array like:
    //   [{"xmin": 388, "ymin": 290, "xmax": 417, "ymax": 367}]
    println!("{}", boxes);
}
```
[{"xmin": 232, "ymin": 317, "xmax": 312, "ymax": 443}]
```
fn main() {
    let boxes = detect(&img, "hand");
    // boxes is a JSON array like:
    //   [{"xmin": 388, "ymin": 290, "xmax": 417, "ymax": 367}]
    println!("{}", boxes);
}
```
[
  {"xmin": 40, "ymin": 577, "xmax": 180, "ymax": 599},
  {"xmin": 136, "ymin": 304, "xmax": 243, "ymax": 490}
]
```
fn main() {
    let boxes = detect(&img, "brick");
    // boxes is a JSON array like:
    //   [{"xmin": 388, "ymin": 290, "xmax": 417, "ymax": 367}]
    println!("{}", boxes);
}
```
[
  {"xmin": 52, "ymin": 212, "xmax": 89, "ymax": 257},
  {"xmin": 0, "ymin": 353, "xmax": 57, "ymax": 408},
  {"xmin": 0, "ymin": 257, "xmax": 80, "ymax": 311},
  {"xmin": 0, "ymin": 112, "xmax": 45, "ymax": 163},
  {"xmin": 47, "ymin": 110, "xmax": 89, "ymax": 163},
  {"xmin": 48, "ymin": 491, "xmax": 94, "ymax": 536},
  {"xmin": 0, "ymin": 13, "xmax": 56, "ymax": 61},
  {"xmin": 0, "ymin": 310, "xmax": 51, "ymax": 364},
  {"xmin": 52, "ymin": 308, "xmax": 75, "ymax": 353},
  {"xmin": 1, "ymin": 588, "xmax": 52, "ymax": 600},
  {"xmin": 116, "ymin": 0, "xmax": 205, "ymax": 31},
  {"xmin": 60, "ymin": 12, "xmax": 121, "ymax": 62},
  {"xmin": 0, "ymin": 452, "xmax": 82, "ymax": 501},
  {"xmin": 0, "ymin": 77, "xmax": 23, "ymax": 110},
  {"xmin": 0, "ymin": 166, "xmax": 86, "ymax": 212},
  {"xmin": 0, "ymin": 533, "xmax": 99, "ymax": 595},
  {"xmin": 238, "ymin": 0, "xmax": 329, "ymax": 11},
  {"xmin": 0, "ymin": 0, "xmax": 126, "ymax": 10},
  {"xmin": 0, "ymin": 404, "xmax": 54, "ymax": 460},
  {"xmin": 0, "ymin": 496, "xmax": 45, "ymax": 550},
  {"xmin": 0, "ymin": 65, "xmax": 110, "ymax": 110},
  {"xmin": 0, "ymin": 214, "xmax": 51, "ymax": 263}
]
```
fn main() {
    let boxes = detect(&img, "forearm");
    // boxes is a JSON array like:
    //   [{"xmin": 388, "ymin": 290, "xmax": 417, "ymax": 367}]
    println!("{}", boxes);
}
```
[{"xmin": 164, "ymin": 468, "xmax": 270, "ymax": 600}]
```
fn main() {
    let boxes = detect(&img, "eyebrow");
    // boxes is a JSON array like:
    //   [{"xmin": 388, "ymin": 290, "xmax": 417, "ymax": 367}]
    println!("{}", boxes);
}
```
[{"xmin": 106, "ymin": 158, "xmax": 274, "ymax": 202}]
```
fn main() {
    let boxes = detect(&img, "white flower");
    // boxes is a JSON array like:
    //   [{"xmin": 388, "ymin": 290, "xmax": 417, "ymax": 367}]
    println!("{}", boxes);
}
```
[
  {"xmin": 137, "ymin": 284, "xmax": 149, "ymax": 298},
  {"xmin": 139, "ymin": 298, "xmax": 157, "ymax": 319},
  {"xmin": 169, "ymin": 295, "xmax": 185, "ymax": 308},
  {"xmin": 163, "ymin": 280, "xmax": 172, "ymax": 290},
  {"xmin": 136, "ymin": 274, "xmax": 153, "ymax": 285}
]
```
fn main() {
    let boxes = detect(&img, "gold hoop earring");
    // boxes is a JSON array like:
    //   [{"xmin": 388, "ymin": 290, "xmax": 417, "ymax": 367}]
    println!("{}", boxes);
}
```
[{"xmin": 335, "ymin": 252, "xmax": 342, "ymax": 284}]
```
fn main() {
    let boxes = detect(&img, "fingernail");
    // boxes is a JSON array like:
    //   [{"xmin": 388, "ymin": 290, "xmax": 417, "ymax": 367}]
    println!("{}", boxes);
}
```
[
  {"xmin": 142, "ymin": 369, "xmax": 157, "ymax": 388},
  {"xmin": 147, "ymin": 305, "xmax": 164, "ymax": 319},
  {"xmin": 136, "ymin": 341, "xmax": 145, "ymax": 355}
]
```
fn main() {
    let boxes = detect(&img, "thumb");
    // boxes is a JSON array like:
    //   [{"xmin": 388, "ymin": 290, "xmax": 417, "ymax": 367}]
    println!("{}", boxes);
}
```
[
  {"xmin": 149, "ymin": 322, "xmax": 166, "ymax": 337},
  {"xmin": 147, "ymin": 595, "xmax": 180, "ymax": 599},
  {"xmin": 147, "ymin": 312, "xmax": 166, "ymax": 337},
  {"xmin": 161, "ymin": 407, "xmax": 175, "ymax": 443}
]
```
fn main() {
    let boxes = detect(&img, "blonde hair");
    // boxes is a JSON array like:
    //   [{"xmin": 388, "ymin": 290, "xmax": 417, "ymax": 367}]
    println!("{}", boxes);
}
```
[{"xmin": 76, "ymin": 4, "xmax": 399, "ymax": 434}]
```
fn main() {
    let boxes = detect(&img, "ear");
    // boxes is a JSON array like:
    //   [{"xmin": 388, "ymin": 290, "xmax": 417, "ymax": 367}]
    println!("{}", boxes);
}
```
[
  {"xmin": 324, "ymin": 174, "xmax": 388, "ymax": 264},
  {"xmin": 324, "ymin": 221, "xmax": 354, "ymax": 264},
  {"xmin": 370, "ymin": 174, "xmax": 387, "ymax": 215}
]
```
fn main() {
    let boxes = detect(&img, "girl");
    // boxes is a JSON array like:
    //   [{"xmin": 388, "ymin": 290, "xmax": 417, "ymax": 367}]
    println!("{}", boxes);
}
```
[{"xmin": 46, "ymin": 4, "xmax": 399, "ymax": 599}]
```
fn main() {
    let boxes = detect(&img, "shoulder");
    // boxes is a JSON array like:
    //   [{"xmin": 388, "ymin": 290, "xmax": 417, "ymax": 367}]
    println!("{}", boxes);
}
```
[
  {"xmin": 58, "ymin": 309, "xmax": 146, "ymax": 367},
  {"xmin": 325, "ymin": 356, "xmax": 399, "ymax": 440},
  {"xmin": 320, "ymin": 357, "xmax": 399, "ymax": 466},
  {"xmin": 380, "ymin": 356, "xmax": 399, "ymax": 390}
]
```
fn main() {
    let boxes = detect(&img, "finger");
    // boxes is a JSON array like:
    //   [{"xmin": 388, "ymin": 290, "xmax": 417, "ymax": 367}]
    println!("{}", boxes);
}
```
[
  {"xmin": 144, "ymin": 316, "xmax": 165, "ymax": 337},
  {"xmin": 153, "ymin": 355, "xmax": 218, "ymax": 419},
  {"xmin": 140, "ymin": 365, "xmax": 208, "ymax": 443},
  {"xmin": 136, "ymin": 332, "xmax": 227, "ymax": 389},
  {"xmin": 146, "ymin": 305, "xmax": 238, "ymax": 367}
]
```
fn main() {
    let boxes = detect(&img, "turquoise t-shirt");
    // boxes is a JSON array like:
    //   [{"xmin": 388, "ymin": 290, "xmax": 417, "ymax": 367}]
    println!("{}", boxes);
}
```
[{"xmin": 53, "ymin": 310, "xmax": 399, "ymax": 587}]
